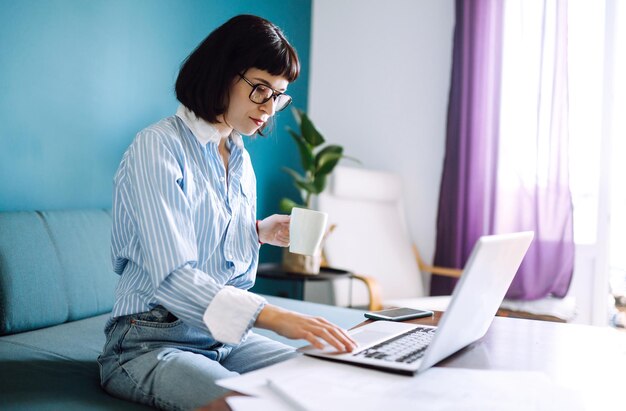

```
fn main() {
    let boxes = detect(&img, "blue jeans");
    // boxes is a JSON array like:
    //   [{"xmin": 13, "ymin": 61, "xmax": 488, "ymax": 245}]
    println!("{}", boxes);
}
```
[{"xmin": 97, "ymin": 306, "xmax": 297, "ymax": 410}]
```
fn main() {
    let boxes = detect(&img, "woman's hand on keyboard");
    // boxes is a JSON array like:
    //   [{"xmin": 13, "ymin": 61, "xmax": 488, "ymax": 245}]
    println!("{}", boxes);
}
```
[{"xmin": 255, "ymin": 304, "xmax": 357, "ymax": 352}]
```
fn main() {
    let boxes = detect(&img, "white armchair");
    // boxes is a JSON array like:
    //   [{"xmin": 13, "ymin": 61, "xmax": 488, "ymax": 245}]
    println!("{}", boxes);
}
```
[
  {"xmin": 304, "ymin": 166, "xmax": 576, "ymax": 322},
  {"xmin": 304, "ymin": 166, "xmax": 461, "ymax": 312}
]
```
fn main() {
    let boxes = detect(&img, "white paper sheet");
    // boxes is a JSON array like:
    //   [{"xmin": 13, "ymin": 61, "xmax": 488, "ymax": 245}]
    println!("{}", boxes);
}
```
[
  {"xmin": 218, "ymin": 356, "xmax": 582, "ymax": 411},
  {"xmin": 225, "ymin": 391, "xmax": 293, "ymax": 411}
]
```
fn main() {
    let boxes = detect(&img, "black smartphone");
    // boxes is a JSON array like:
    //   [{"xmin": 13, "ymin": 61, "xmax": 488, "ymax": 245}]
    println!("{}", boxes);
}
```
[{"xmin": 364, "ymin": 307, "xmax": 434, "ymax": 321}]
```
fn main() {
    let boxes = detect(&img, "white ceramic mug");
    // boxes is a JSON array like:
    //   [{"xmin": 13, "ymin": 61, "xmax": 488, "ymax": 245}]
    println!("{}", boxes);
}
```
[{"xmin": 289, "ymin": 207, "xmax": 328, "ymax": 256}]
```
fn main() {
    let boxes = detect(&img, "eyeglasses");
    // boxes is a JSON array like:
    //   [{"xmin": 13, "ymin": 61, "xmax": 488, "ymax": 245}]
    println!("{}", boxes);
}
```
[{"xmin": 239, "ymin": 73, "xmax": 292, "ymax": 112}]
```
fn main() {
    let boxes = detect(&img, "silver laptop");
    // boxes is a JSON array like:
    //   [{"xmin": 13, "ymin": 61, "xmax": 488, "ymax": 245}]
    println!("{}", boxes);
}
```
[{"xmin": 299, "ymin": 231, "xmax": 534, "ymax": 375}]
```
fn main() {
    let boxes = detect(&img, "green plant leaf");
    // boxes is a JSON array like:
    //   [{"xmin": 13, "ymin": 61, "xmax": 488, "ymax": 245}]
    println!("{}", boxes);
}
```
[
  {"xmin": 294, "ymin": 179, "xmax": 317, "ymax": 194},
  {"xmin": 317, "ymin": 153, "xmax": 344, "ymax": 175},
  {"xmin": 315, "ymin": 144, "xmax": 343, "ymax": 158},
  {"xmin": 287, "ymin": 128, "xmax": 315, "ymax": 172},
  {"xmin": 341, "ymin": 155, "xmax": 362, "ymax": 164},
  {"xmin": 280, "ymin": 107, "xmax": 361, "ymax": 211},
  {"xmin": 281, "ymin": 167, "xmax": 305, "ymax": 184},
  {"xmin": 282, "ymin": 168, "xmax": 308, "ymax": 204},
  {"xmin": 279, "ymin": 197, "xmax": 301, "ymax": 213},
  {"xmin": 291, "ymin": 107, "xmax": 302, "ymax": 126},
  {"xmin": 300, "ymin": 112, "xmax": 325, "ymax": 148},
  {"xmin": 312, "ymin": 173, "xmax": 328, "ymax": 194},
  {"xmin": 315, "ymin": 145, "xmax": 344, "ymax": 175}
]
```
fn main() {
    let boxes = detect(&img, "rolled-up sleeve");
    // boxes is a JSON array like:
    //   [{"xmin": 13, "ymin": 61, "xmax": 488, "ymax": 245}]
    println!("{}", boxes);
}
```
[
  {"xmin": 155, "ymin": 267, "xmax": 266, "ymax": 344},
  {"xmin": 203, "ymin": 286, "xmax": 266, "ymax": 344}
]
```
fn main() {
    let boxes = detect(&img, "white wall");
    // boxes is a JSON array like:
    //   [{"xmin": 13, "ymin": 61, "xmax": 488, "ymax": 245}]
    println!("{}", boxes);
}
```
[{"xmin": 309, "ymin": 0, "xmax": 455, "ymax": 280}]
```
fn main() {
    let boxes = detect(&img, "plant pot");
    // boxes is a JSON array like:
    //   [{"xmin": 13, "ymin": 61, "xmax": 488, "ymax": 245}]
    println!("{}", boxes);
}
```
[{"xmin": 281, "ymin": 248, "xmax": 322, "ymax": 275}]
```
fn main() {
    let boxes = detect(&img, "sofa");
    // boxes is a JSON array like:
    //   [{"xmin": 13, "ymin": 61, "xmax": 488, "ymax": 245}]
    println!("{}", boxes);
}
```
[{"xmin": 0, "ymin": 209, "xmax": 365, "ymax": 410}]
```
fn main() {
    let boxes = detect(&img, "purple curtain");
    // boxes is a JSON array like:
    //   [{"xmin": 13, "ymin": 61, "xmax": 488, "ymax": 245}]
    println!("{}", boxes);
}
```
[{"xmin": 431, "ymin": 0, "xmax": 574, "ymax": 300}]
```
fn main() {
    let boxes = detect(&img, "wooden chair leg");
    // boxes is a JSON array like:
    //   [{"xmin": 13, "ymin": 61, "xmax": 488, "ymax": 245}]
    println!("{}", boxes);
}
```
[{"xmin": 350, "ymin": 273, "xmax": 383, "ymax": 311}]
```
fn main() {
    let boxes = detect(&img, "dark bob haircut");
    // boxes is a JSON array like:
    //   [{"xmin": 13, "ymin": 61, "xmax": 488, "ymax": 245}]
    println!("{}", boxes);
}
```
[{"xmin": 175, "ymin": 14, "xmax": 300, "ymax": 124}]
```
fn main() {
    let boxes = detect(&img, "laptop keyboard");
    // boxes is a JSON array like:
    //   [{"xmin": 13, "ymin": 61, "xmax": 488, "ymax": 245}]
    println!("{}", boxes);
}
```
[{"xmin": 353, "ymin": 326, "xmax": 436, "ymax": 364}]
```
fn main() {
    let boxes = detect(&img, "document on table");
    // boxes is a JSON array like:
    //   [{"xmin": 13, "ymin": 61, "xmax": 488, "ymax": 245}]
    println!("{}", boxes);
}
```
[
  {"xmin": 217, "ymin": 356, "xmax": 582, "ymax": 411},
  {"xmin": 226, "ymin": 394, "xmax": 294, "ymax": 411}
]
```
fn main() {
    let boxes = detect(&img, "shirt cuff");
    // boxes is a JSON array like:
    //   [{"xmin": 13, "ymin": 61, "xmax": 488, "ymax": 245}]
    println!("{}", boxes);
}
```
[{"xmin": 203, "ymin": 286, "xmax": 266, "ymax": 344}]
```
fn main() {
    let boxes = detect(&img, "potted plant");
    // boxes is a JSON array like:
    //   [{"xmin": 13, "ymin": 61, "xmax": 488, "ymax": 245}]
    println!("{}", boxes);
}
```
[{"xmin": 280, "ymin": 108, "xmax": 358, "ymax": 274}]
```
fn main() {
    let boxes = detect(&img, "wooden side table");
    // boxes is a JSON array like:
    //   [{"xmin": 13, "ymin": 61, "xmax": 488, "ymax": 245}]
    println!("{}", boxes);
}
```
[{"xmin": 250, "ymin": 262, "xmax": 353, "ymax": 301}]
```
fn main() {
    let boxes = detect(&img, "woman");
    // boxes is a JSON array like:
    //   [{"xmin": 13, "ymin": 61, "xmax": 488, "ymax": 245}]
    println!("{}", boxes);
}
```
[{"xmin": 98, "ymin": 14, "xmax": 356, "ymax": 410}]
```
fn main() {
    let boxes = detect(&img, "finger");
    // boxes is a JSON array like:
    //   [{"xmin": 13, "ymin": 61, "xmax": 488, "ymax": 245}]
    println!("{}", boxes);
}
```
[
  {"xmin": 317, "ymin": 322, "xmax": 356, "ymax": 351},
  {"xmin": 303, "ymin": 331, "xmax": 325, "ymax": 350},
  {"xmin": 274, "ymin": 214, "xmax": 291, "ymax": 224},
  {"xmin": 335, "ymin": 326, "xmax": 358, "ymax": 347},
  {"xmin": 315, "ymin": 317, "xmax": 333, "ymax": 325},
  {"xmin": 315, "ymin": 319, "xmax": 358, "ymax": 350},
  {"xmin": 276, "ymin": 234, "xmax": 290, "ymax": 244},
  {"xmin": 326, "ymin": 326, "xmax": 358, "ymax": 352},
  {"xmin": 280, "ymin": 221, "xmax": 291, "ymax": 232},
  {"xmin": 276, "ymin": 228, "xmax": 290, "ymax": 239},
  {"xmin": 313, "ymin": 326, "xmax": 345, "ymax": 352},
  {"xmin": 274, "ymin": 239, "xmax": 289, "ymax": 247},
  {"xmin": 272, "ymin": 231, "xmax": 289, "ymax": 242}
]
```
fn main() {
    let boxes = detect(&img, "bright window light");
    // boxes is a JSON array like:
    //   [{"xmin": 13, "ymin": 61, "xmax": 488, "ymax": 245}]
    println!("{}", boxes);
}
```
[{"xmin": 568, "ymin": 0, "xmax": 606, "ymax": 246}]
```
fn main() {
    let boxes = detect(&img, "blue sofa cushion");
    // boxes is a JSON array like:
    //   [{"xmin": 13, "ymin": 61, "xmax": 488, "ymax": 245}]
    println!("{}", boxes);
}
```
[
  {"xmin": 0, "ymin": 210, "xmax": 117, "ymax": 335},
  {"xmin": 0, "ymin": 314, "xmax": 151, "ymax": 410},
  {"xmin": 41, "ymin": 210, "xmax": 117, "ymax": 321},
  {"xmin": 0, "ymin": 212, "xmax": 68, "ymax": 335}
]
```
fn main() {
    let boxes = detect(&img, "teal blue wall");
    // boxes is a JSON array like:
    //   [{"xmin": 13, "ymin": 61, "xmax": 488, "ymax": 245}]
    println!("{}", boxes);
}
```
[{"xmin": 0, "ymin": 0, "xmax": 309, "ymax": 261}]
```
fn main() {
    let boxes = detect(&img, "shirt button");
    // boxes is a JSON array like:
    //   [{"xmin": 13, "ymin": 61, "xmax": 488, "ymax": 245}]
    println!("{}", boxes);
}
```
[{"xmin": 220, "ymin": 177, "xmax": 225, "ymax": 182}]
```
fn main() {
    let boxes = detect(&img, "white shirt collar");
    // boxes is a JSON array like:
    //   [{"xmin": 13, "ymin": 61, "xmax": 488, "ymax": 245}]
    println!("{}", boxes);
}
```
[{"xmin": 175, "ymin": 105, "xmax": 243, "ymax": 147}]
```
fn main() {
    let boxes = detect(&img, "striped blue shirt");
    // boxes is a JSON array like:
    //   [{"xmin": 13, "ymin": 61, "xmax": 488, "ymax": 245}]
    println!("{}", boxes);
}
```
[{"xmin": 109, "ymin": 105, "xmax": 266, "ymax": 344}]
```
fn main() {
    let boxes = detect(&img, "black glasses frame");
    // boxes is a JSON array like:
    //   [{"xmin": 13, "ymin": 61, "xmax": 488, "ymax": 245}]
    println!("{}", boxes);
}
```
[{"xmin": 239, "ymin": 73, "xmax": 292, "ymax": 112}]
